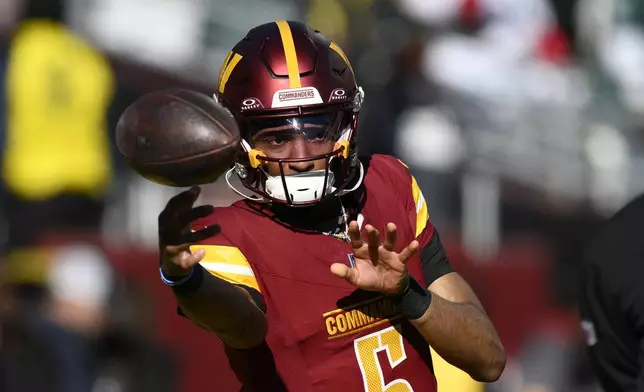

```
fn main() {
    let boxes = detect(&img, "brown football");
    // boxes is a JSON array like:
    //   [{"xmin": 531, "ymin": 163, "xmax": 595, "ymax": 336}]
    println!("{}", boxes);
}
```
[{"xmin": 116, "ymin": 89, "xmax": 240, "ymax": 187}]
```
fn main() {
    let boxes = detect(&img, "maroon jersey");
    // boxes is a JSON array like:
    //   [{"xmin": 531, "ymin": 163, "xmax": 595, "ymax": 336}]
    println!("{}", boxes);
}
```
[{"xmin": 191, "ymin": 154, "xmax": 437, "ymax": 392}]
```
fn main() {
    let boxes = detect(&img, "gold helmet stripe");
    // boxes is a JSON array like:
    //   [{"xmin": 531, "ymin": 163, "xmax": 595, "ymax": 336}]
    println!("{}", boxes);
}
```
[
  {"xmin": 275, "ymin": 20, "xmax": 302, "ymax": 89},
  {"xmin": 329, "ymin": 41, "xmax": 353, "ymax": 74},
  {"xmin": 218, "ymin": 52, "xmax": 243, "ymax": 94}
]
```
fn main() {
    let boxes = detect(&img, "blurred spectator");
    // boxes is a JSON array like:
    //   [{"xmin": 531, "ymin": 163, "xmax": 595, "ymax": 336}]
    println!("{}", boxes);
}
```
[
  {"xmin": 0, "ymin": 242, "xmax": 177, "ymax": 392},
  {"xmin": 0, "ymin": 243, "xmax": 112, "ymax": 392},
  {"xmin": 0, "ymin": 0, "xmax": 114, "ymax": 253}
]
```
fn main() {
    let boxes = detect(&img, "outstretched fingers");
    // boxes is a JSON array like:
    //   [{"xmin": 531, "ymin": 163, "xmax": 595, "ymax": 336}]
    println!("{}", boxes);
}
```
[
  {"xmin": 383, "ymin": 223, "xmax": 397, "ymax": 252},
  {"xmin": 365, "ymin": 225, "xmax": 380, "ymax": 264},
  {"xmin": 348, "ymin": 221, "xmax": 363, "ymax": 249},
  {"xmin": 398, "ymin": 240, "xmax": 420, "ymax": 264},
  {"xmin": 330, "ymin": 263, "xmax": 360, "ymax": 286}
]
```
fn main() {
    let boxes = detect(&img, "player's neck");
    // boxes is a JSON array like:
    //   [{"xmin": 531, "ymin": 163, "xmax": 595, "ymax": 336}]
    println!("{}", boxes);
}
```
[{"xmin": 270, "ymin": 197, "xmax": 345, "ymax": 234}]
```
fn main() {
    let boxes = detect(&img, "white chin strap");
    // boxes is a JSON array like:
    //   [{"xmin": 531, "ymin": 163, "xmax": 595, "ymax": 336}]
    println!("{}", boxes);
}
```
[{"xmin": 263, "ymin": 161, "xmax": 364, "ymax": 203}]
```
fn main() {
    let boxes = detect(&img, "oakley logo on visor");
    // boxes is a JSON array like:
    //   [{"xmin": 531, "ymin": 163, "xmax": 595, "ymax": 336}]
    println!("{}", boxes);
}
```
[
  {"xmin": 329, "ymin": 88, "xmax": 347, "ymax": 102},
  {"xmin": 241, "ymin": 97, "xmax": 264, "ymax": 110}
]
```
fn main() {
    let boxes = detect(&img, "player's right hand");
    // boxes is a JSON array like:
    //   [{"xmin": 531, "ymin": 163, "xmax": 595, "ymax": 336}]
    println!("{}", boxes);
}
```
[{"xmin": 158, "ymin": 186, "xmax": 220, "ymax": 277}]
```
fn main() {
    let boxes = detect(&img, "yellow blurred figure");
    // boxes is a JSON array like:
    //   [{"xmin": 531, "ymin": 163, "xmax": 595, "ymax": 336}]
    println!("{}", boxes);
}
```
[
  {"xmin": 3, "ymin": 18, "xmax": 114, "ymax": 201},
  {"xmin": 306, "ymin": 0, "xmax": 349, "ymax": 46}
]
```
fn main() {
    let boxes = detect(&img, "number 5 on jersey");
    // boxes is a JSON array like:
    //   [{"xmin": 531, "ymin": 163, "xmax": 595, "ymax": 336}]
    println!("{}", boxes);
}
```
[{"xmin": 354, "ymin": 326, "xmax": 413, "ymax": 392}]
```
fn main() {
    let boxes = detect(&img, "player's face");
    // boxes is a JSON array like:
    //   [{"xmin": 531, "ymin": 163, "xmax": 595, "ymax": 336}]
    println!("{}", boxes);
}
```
[{"xmin": 251, "ymin": 115, "xmax": 339, "ymax": 176}]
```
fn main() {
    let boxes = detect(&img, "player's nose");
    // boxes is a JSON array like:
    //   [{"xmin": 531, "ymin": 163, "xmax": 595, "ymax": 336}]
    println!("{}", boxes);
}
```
[
  {"xmin": 288, "ymin": 160, "xmax": 315, "ymax": 173},
  {"xmin": 287, "ymin": 137, "xmax": 315, "ymax": 173}
]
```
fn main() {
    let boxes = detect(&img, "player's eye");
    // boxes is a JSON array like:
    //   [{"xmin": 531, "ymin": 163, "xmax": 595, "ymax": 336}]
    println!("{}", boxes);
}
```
[
  {"xmin": 306, "ymin": 128, "xmax": 327, "ymax": 142},
  {"xmin": 265, "ymin": 136, "xmax": 288, "ymax": 146}
]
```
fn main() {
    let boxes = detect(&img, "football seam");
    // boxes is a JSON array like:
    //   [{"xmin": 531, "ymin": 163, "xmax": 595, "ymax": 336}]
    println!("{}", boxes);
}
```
[
  {"xmin": 128, "ymin": 141, "xmax": 239, "ymax": 165},
  {"xmin": 168, "ymin": 93, "xmax": 235, "ymax": 138}
]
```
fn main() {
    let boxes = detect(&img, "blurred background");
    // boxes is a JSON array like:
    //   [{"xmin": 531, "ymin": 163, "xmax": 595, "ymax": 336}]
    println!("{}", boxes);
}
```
[{"xmin": 0, "ymin": 0, "xmax": 642, "ymax": 390}]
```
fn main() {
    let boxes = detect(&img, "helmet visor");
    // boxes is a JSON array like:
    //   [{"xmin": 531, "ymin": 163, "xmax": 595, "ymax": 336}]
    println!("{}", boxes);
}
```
[{"xmin": 245, "ymin": 113, "xmax": 348, "ymax": 158}]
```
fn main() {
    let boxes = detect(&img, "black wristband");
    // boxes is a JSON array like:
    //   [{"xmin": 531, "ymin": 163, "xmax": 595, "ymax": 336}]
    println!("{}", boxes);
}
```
[
  {"xmin": 170, "ymin": 264, "xmax": 205, "ymax": 295},
  {"xmin": 391, "ymin": 276, "xmax": 432, "ymax": 320}
]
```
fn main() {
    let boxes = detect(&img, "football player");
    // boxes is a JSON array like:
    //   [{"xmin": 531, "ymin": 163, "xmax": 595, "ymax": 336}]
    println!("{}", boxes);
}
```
[
  {"xmin": 579, "ymin": 193, "xmax": 644, "ymax": 391},
  {"xmin": 158, "ymin": 21, "xmax": 506, "ymax": 391}
]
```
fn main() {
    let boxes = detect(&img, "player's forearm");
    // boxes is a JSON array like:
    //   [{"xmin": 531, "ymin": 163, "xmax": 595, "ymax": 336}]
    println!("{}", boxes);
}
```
[
  {"xmin": 410, "ymin": 293, "xmax": 506, "ymax": 382},
  {"xmin": 173, "ymin": 265, "xmax": 267, "ymax": 349}
]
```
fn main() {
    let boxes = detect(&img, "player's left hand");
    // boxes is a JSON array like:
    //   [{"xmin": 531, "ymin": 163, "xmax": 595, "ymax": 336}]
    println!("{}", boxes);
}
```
[{"xmin": 330, "ymin": 222, "xmax": 419, "ymax": 295}]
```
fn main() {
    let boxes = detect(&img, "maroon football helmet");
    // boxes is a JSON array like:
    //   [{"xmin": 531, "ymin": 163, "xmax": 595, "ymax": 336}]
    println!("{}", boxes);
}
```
[{"xmin": 216, "ymin": 20, "xmax": 364, "ymax": 206}]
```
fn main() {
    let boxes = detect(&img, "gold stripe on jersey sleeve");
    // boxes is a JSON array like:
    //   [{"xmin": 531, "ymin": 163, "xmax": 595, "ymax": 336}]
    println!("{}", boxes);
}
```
[
  {"xmin": 329, "ymin": 41, "xmax": 353, "ymax": 73},
  {"xmin": 191, "ymin": 245, "xmax": 260, "ymax": 292},
  {"xmin": 411, "ymin": 176, "xmax": 429, "ymax": 237},
  {"xmin": 218, "ymin": 52, "xmax": 243, "ymax": 94},
  {"xmin": 275, "ymin": 20, "xmax": 302, "ymax": 89}
]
